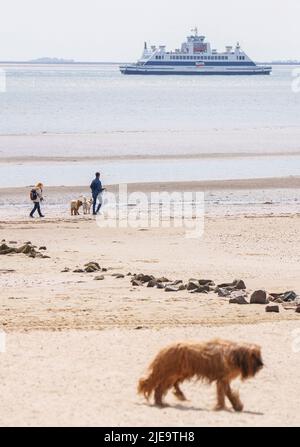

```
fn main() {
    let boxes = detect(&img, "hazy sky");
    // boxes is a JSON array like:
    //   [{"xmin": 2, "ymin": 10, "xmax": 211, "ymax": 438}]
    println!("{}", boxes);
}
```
[{"xmin": 0, "ymin": 0, "xmax": 299, "ymax": 61}]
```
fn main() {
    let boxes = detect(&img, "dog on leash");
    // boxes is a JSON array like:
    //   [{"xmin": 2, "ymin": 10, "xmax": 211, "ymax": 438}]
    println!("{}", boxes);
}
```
[
  {"xmin": 70, "ymin": 199, "xmax": 83, "ymax": 216},
  {"xmin": 82, "ymin": 197, "xmax": 93, "ymax": 215},
  {"xmin": 138, "ymin": 339, "xmax": 263, "ymax": 412}
]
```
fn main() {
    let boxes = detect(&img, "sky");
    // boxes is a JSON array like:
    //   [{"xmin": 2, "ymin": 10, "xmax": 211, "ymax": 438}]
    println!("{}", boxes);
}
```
[{"xmin": 0, "ymin": 0, "xmax": 299, "ymax": 62}]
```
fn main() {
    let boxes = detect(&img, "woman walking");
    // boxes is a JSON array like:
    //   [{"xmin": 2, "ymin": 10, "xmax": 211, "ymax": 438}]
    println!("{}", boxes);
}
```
[{"xmin": 29, "ymin": 182, "xmax": 45, "ymax": 218}]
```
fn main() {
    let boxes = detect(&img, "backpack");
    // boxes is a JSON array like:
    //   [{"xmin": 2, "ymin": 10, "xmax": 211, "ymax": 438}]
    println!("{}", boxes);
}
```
[{"xmin": 30, "ymin": 189, "xmax": 38, "ymax": 201}]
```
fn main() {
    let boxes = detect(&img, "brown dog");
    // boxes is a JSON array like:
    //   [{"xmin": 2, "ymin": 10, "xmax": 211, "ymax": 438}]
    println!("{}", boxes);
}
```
[
  {"xmin": 70, "ymin": 199, "xmax": 83, "ymax": 216},
  {"xmin": 138, "ymin": 339, "xmax": 263, "ymax": 412}
]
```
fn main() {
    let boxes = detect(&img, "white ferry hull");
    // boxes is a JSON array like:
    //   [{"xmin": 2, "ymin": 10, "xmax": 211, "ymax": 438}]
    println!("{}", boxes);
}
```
[{"xmin": 120, "ymin": 64, "xmax": 272, "ymax": 75}]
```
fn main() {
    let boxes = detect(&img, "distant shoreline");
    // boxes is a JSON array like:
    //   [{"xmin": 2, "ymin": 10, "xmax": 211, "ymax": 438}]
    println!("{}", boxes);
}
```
[
  {"xmin": 2, "ymin": 177, "xmax": 300, "ymax": 195},
  {"xmin": 0, "ymin": 61, "xmax": 299, "ymax": 66},
  {"xmin": 2, "ymin": 151, "xmax": 300, "ymax": 164}
]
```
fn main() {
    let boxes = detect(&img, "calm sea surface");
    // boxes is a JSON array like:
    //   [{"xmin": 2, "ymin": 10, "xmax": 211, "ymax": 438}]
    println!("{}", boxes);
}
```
[
  {"xmin": 0, "ymin": 64, "xmax": 300, "ymax": 189},
  {"xmin": 0, "ymin": 64, "xmax": 299, "ymax": 135}
]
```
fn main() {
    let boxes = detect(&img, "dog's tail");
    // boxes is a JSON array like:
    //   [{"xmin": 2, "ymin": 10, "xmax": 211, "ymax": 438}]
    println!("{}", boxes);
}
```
[{"xmin": 137, "ymin": 374, "xmax": 157, "ymax": 400}]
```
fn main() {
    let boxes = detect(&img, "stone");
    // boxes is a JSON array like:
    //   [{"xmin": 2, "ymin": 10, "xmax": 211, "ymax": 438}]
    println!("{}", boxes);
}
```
[
  {"xmin": 84, "ymin": 262, "xmax": 101, "ymax": 272},
  {"xmin": 73, "ymin": 269, "xmax": 85, "ymax": 273},
  {"xmin": 234, "ymin": 279, "xmax": 247, "ymax": 290},
  {"xmin": 131, "ymin": 279, "xmax": 143, "ymax": 287},
  {"xmin": 0, "ymin": 247, "xmax": 16, "ymax": 255},
  {"xmin": 281, "ymin": 291, "xmax": 298, "ymax": 302},
  {"xmin": 114, "ymin": 274, "xmax": 125, "ymax": 279},
  {"xmin": 216, "ymin": 287, "xmax": 231, "ymax": 297},
  {"xmin": 157, "ymin": 277, "xmax": 170, "ymax": 283},
  {"xmin": 270, "ymin": 291, "xmax": 298, "ymax": 302},
  {"xmin": 16, "ymin": 244, "xmax": 33, "ymax": 254},
  {"xmin": 39, "ymin": 246, "xmax": 47, "ymax": 250},
  {"xmin": 266, "ymin": 305, "xmax": 280, "ymax": 313},
  {"xmin": 295, "ymin": 306, "xmax": 300, "ymax": 314},
  {"xmin": 250, "ymin": 290, "xmax": 269, "ymax": 304},
  {"xmin": 134, "ymin": 274, "xmax": 155, "ymax": 283},
  {"xmin": 189, "ymin": 285, "xmax": 210, "ymax": 294},
  {"xmin": 217, "ymin": 279, "xmax": 246, "ymax": 290},
  {"xmin": 102, "ymin": 268, "xmax": 108, "ymax": 272},
  {"xmin": 229, "ymin": 294, "xmax": 249, "ymax": 304},
  {"xmin": 230, "ymin": 290, "xmax": 248, "ymax": 299},
  {"xmin": 61, "ymin": 268, "xmax": 70, "ymax": 273},
  {"xmin": 156, "ymin": 282, "xmax": 166, "ymax": 289},
  {"xmin": 94, "ymin": 275, "xmax": 105, "ymax": 281},
  {"xmin": 147, "ymin": 279, "xmax": 157, "ymax": 288},
  {"xmin": 187, "ymin": 281, "xmax": 200, "ymax": 291},
  {"xmin": 85, "ymin": 266, "xmax": 98, "ymax": 273},
  {"xmin": 199, "ymin": 279, "xmax": 215, "ymax": 286},
  {"xmin": 170, "ymin": 280, "xmax": 183, "ymax": 286},
  {"xmin": 165, "ymin": 285, "xmax": 181, "ymax": 292}
]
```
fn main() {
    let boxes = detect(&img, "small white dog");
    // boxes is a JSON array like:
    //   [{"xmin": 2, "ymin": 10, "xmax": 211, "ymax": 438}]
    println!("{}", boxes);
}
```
[{"xmin": 82, "ymin": 196, "xmax": 93, "ymax": 215}]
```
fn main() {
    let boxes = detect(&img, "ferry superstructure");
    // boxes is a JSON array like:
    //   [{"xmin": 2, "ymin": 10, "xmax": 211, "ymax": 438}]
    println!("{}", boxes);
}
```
[{"xmin": 120, "ymin": 28, "xmax": 272, "ymax": 76}]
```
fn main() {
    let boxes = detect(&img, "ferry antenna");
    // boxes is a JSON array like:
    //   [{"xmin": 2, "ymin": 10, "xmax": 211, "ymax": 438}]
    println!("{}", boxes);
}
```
[{"xmin": 191, "ymin": 26, "xmax": 198, "ymax": 36}]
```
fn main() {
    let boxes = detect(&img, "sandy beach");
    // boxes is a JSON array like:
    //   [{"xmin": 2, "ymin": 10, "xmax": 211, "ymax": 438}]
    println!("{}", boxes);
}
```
[
  {"xmin": 1, "ymin": 128, "xmax": 300, "ymax": 161},
  {"xmin": 1, "ymin": 1, "xmax": 300, "ymax": 429},
  {"xmin": 1, "ymin": 185, "xmax": 300, "ymax": 425}
]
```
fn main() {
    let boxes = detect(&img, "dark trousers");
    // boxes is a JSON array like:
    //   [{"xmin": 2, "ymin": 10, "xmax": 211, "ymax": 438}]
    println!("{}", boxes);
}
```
[
  {"xmin": 30, "ymin": 202, "xmax": 43, "ymax": 217},
  {"xmin": 92, "ymin": 194, "xmax": 102, "ymax": 215}
]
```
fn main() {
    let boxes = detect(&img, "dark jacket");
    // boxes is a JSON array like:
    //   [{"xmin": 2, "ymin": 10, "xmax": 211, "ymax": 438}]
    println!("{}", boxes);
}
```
[{"xmin": 90, "ymin": 178, "xmax": 103, "ymax": 196}]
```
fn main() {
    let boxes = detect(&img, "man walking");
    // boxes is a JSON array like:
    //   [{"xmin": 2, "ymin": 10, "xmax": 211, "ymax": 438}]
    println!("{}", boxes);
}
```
[{"xmin": 90, "ymin": 172, "xmax": 105, "ymax": 215}]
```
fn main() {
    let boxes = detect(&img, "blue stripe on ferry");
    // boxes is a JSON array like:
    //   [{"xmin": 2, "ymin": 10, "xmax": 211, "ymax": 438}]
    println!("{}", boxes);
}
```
[
  {"xmin": 122, "ymin": 70, "xmax": 270, "ymax": 76},
  {"xmin": 145, "ymin": 61, "xmax": 256, "ymax": 67}
]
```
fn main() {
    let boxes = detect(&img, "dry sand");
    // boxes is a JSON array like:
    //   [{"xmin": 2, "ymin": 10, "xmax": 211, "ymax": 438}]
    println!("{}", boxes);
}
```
[
  {"xmin": 1, "ymin": 206, "xmax": 300, "ymax": 426},
  {"xmin": 0, "ymin": 322, "xmax": 299, "ymax": 427}
]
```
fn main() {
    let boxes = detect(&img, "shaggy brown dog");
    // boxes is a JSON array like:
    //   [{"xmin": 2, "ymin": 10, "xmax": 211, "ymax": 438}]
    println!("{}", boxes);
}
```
[
  {"xmin": 138, "ymin": 339, "xmax": 263, "ymax": 412},
  {"xmin": 70, "ymin": 199, "xmax": 83, "ymax": 216}
]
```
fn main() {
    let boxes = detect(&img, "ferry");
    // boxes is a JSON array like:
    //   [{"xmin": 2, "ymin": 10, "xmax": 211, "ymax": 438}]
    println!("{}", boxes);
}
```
[{"xmin": 120, "ymin": 28, "xmax": 272, "ymax": 76}]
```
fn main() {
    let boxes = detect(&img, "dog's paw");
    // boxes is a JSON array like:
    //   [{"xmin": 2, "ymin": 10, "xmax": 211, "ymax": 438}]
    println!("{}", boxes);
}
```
[{"xmin": 233, "ymin": 403, "xmax": 244, "ymax": 412}]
